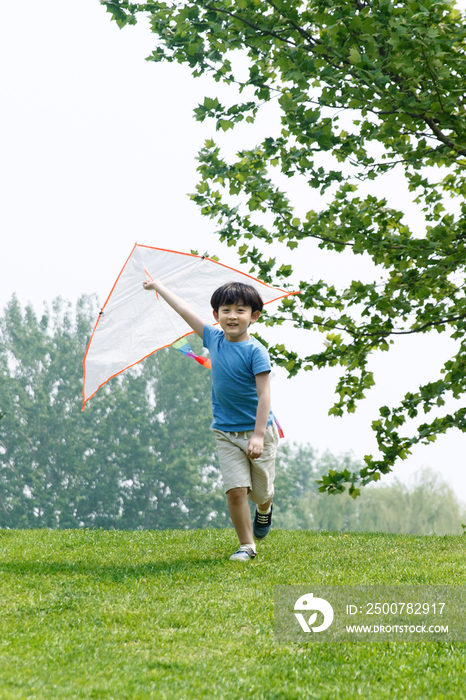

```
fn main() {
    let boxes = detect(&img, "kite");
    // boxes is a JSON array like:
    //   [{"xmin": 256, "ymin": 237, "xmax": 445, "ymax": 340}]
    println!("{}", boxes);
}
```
[{"xmin": 82, "ymin": 244, "xmax": 299, "ymax": 418}]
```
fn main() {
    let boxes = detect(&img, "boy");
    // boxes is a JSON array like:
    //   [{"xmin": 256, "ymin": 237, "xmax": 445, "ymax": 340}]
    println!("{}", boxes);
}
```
[{"xmin": 142, "ymin": 278, "xmax": 278, "ymax": 561}]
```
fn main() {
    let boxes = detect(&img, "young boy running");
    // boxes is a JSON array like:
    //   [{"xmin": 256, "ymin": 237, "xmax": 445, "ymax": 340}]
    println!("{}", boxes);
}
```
[{"xmin": 142, "ymin": 278, "xmax": 278, "ymax": 561}]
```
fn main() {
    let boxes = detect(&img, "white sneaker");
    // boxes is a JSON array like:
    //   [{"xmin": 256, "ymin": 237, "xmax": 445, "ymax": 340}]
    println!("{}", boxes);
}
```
[{"xmin": 229, "ymin": 545, "xmax": 256, "ymax": 561}]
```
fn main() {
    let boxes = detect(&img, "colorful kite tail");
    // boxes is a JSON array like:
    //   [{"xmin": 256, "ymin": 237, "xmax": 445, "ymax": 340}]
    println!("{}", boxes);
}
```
[
  {"xmin": 171, "ymin": 338, "xmax": 211, "ymax": 369},
  {"xmin": 274, "ymin": 417, "xmax": 285, "ymax": 438},
  {"xmin": 195, "ymin": 356, "xmax": 212, "ymax": 369}
]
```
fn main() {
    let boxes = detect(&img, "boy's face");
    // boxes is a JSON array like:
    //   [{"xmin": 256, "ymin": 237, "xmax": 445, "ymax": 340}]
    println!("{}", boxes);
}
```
[{"xmin": 213, "ymin": 301, "xmax": 260, "ymax": 342}]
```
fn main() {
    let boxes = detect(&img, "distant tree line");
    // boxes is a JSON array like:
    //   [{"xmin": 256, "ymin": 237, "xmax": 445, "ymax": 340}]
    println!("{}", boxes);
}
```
[
  {"xmin": 0, "ymin": 296, "xmax": 227, "ymax": 529},
  {"xmin": 0, "ymin": 297, "xmax": 464, "ymax": 534},
  {"xmin": 273, "ymin": 445, "xmax": 466, "ymax": 536}
]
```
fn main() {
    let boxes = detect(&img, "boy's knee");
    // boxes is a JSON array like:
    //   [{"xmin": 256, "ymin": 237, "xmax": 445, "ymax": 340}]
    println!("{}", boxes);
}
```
[{"xmin": 226, "ymin": 487, "xmax": 249, "ymax": 505}]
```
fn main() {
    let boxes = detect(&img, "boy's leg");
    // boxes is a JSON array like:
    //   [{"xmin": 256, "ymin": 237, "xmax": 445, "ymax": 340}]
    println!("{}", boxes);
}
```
[
  {"xmin": 226, "ymin": 487, "xmax": 254, "ymax": 545},
  {"xmin": 248, "ymin": 424, "xmax": 278, "ymax": 539},
  {"xmin": 248, "ymin": 425, "xmax": 277, "ymax": 505},
  {"xmin": 258, "ymin": 497, "xmax": 273, "ymax": 511},
  {"xmin": 213, "ymin": 430, "xmax": 255, "ymax": 552}
]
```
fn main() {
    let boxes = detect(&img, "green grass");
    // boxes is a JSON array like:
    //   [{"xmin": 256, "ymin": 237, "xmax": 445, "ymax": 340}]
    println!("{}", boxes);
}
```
[{"xmin": 0, "ymin": 528, "xmax": 465, "ymax": 699}]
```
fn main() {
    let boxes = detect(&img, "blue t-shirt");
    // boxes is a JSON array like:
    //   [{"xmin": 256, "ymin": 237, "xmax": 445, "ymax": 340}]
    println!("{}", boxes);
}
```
[{"xmin": 203, "ymin": 324, "xmax": 274, "ymax": 432}]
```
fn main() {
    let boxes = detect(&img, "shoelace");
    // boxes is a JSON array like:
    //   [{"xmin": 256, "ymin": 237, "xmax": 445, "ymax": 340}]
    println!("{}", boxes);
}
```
[{"xmin": 256, "ymin": 512, "xmax": 271, "ymax": 524}]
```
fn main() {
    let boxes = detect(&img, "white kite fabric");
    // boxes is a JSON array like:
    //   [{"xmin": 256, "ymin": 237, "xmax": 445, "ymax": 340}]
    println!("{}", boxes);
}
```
[{"xmin": 82, "ymin": 244, "xmax": 298, "ymax": 409}]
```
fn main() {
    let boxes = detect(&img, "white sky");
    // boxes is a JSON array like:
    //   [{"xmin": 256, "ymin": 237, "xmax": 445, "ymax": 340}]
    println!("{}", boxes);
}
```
[{"xmin": 1, "ymin": 2, "xmax": 465, "ymax": 504}]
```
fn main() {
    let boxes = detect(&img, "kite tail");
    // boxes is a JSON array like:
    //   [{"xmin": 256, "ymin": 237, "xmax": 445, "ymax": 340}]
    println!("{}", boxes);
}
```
[
  {"xmin": 172, "ymin": 338, "xmax": 211, "ymax": 369},
  {"xmin": 195, "ymin": 356, "xmax": 212, "ymax": 369},
  {"xmin": 274, "ymin": 416, "xmax": 285, "ymax": 439}
]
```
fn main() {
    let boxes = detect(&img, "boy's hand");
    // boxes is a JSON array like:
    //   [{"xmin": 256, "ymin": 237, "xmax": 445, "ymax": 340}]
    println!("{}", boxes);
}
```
[
  {"xmin": 141, "ymin": 276, "xmax": 206, "ymax": 339},
  {"xmin": 142, "ymin": 280, "xmax": 157, "ymax": 291},
  {"xmin": 247, "ymin": 434, "xmax": 264, "ymax": 460}
]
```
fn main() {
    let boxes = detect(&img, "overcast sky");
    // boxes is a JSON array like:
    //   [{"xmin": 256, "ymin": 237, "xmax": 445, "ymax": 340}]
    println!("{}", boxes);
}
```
[{"xmin": 2, "ymin": 2, "xmax": 465, "ymax": 503}]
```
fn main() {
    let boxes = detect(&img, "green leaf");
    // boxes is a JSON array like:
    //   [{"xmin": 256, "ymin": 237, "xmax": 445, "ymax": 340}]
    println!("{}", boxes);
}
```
[
  {"xmin": 348, "ymin": 47, "xmax": 362, "ymax": 64},
  {"xmin": 218, "ymin": 120, "xmax": 234, "ymax": 132}
]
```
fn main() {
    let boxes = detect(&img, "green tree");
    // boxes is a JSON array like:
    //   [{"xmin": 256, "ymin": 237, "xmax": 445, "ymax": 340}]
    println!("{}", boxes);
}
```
[
  {"xmin": 274, "ymin": 444, "xmax": 466, "ymax": 534},
  {"xmin": 274, "ymin": 444, "xmax": 364, "ymax": 530},
  {"xmin": 356, "ymin": 468, "xmax": 466, "ymax": 535},
  {"xmin": 103, "ymin": 0, "xmax": 466, "ymax": 495},
  {"xmin": 0, "ymin": 296, "xmax": 227, "ymax": 529}
]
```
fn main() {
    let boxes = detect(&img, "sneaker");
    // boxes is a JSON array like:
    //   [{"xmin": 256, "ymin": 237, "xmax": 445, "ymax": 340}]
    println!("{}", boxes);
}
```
[
  {"xmin": 229, "ymin": 546, "xmax": 256, "ymax": 561},
  {"xmin": 253, "ymin": 505, "xmax": 273, "ymax": 540}
]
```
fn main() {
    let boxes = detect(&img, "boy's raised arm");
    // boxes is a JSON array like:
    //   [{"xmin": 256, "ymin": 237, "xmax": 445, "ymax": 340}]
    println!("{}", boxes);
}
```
[{"xmin": 143, "ymin": 279, "xmax": 206, "ymax": 339}]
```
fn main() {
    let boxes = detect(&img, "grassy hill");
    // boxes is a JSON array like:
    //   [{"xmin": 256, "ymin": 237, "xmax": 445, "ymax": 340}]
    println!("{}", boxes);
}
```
[{"xmin": 0, "ymin": 528, "xmax": 465, "ymax": 699}]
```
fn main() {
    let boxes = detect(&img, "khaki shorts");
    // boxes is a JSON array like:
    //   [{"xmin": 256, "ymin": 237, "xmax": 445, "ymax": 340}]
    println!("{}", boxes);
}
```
[{"xmin": 213, "ymin": 423, "xmax": 278, "ymax": 505}]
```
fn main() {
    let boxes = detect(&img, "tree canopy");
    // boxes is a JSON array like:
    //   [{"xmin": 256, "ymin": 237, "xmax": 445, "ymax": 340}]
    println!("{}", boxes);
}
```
[{"xmin": 103, "ymin": 0, "xmax": 466, "ymax": 495}]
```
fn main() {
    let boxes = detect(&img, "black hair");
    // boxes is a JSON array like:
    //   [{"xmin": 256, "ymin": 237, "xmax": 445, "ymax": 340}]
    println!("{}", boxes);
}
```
[{"xmin": 210, "ymin": 282, "xmax": 264, "ymax": 314}]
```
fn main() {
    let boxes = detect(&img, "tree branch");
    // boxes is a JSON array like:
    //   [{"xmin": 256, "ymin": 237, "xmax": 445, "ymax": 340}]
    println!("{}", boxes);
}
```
[
  {"xmin": 298, "ymin": 311, "xmax": 466, "ymax": 340},
  {"xmin": 205, "ymin": 2, "xmax": 299, "ymax": 48}
]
